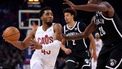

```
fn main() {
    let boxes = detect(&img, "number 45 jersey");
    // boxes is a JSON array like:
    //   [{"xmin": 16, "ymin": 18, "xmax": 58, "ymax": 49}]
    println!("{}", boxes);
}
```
[{"xmin": 33, "ymin": 24, "xmax": 60, "ymax": 66}]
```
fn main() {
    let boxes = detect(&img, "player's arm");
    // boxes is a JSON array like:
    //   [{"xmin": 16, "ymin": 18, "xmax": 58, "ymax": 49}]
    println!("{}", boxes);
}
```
[
  {"xmin": 42, "ymin": 23, "xmax": 63, "ymax": 50},
  {"xmin": 88, "ymin": 34, "xmax": 97, "ymax": 61},
  {"xmin": 61, "ymin": 29, "xmax": 72, "ymax": 55},
  {"xmin": 53, "ymin": 23, "xmax": 63, "ymax": 41},
  {"xmin": 64, "ymin": 0, "xmax": 108, "ymax": 12},
  {"xmin": 5, "ymin": 28, "xmax": 37, "ymax": 50},
  {"xmin": 64, "ymin": 17, "xmax": 97, "ymax": 40},
  {"xmin": 61, "ymin": 37, "xmax": 66, "ymax": 50}
]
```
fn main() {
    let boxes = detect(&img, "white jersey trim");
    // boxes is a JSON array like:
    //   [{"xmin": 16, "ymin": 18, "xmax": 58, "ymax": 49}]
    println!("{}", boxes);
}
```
[
  {"xmin": 66, "ymin": 60, "xmax": 76, "ymax": 63},
  {"xmin": 115, "ymin": 58, "xmax": 122, "ymax": 69},
  {"xmin": 83, "ymin": 38, "xmax": 88, "ymax": 48},
  {"xmin": 100, "ymin": 12, "xmax": 122, "ymax": 38},
  {"xmin": 77, "ymin": 21, "xmax": 88, "ymax": 48},
  {"xmin": 77, "ymin": 21, "xmax": 82, "ymax": 33},
  {"xmin": 81, "ymin": 61, "xmax": 91, "ymax": 69},
  {"xmin": 66, "ymin": 21, "xmax": 77, "ymax": 30},
  {"xmin": 63, "ymin": 26, "xmax": 66, "ymax": 34},
  {"xmin": 105, "ymin": 58, "xmax": 122, "ymax": 69}
]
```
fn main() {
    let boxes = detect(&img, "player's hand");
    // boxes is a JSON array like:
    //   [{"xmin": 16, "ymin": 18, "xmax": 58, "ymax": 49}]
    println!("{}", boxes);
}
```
[
  {"xmin": 63, "ymin": 0, "xmax": 75, "ymax": 9},
  {"xmin": 30, "ymin": 40, "xmax": 42, "ymax": 50},
  {"xmin": 2, "ymin": 35, "xmax": 17, "ymax": 44},
  {"xmin": 64, "ymin": 48, "xmax": 72, "ymax": 55}
]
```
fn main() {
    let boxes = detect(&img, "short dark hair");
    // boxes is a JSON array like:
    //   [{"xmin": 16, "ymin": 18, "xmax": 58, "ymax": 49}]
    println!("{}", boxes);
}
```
[
  {"xmin": 40, "ymin": 7, "xmax": 52, "ymax": 17},
  {"xmin": 63, "ymin": 8, "xmax": 77, "ymax": 17}
]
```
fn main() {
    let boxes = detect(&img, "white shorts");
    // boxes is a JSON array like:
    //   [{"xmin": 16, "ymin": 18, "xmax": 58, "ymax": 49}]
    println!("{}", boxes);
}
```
[
  {"xmin": 30, "ymin": 56, "xmax": 55, "ymax": 69},
  {"xmin": 91, "ymin": 58, "xmax": 97, "ymax": 69}
]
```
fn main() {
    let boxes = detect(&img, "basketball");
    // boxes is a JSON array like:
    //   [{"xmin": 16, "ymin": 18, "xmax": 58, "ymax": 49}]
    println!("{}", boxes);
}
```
[{"xmin": 3, "ymin": 26, "xmax": 20, "ymax": 41}]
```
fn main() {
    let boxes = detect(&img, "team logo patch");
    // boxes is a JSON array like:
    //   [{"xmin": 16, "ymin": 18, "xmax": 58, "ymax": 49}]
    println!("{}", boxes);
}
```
[
  {"xmin": 74, "ymin": 28, "xmax": 78, "ymax": 30},
  {"xmin": 85, "ymin": 59, "xmax": 89, "ymax": 64},
  {"xmin": 110, "ymin": 59, "xmax": 117, "ymax": 66}
]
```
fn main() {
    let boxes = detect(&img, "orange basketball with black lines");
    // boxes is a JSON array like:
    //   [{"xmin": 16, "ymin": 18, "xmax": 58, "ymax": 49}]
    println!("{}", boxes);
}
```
[{"xmin": 3, "ymin": 26, "xmax": 20, "ymax": 41}]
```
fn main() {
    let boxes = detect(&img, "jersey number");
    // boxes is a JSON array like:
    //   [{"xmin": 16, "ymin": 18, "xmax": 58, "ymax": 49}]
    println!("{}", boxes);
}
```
[
  {"xmin": 72, "ymin": 40, "xmax": 76, "ymax": 45},
  {"xmin": 99, "ymin": 26, "xmax": 106, "ymax": 36},
  {"xmin": 41, "ymin": 49, "xmax": 51, "ymax": 55}
]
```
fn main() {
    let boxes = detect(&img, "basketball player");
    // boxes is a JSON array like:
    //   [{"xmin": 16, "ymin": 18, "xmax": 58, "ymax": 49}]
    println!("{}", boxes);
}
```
[
  {"xmin": 61, "ymin": 8, "xmax": 96, "ymax": 69},
  {"xmin": 92, "ymin": 32, "xmax": 103, "ymax": 69},
  {"xmin": 63, "ymin": 0, "xmax": 122, "ymax": 69},
  {"xmin": 4, "ymin": 7, "xmax": 63, "ymax": 69}
]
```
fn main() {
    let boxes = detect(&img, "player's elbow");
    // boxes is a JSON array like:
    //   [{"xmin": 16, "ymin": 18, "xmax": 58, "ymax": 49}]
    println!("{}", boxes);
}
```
[
  {"xmin": 19, "ymin": 46, "xmax": 26, "ymax": 50},
  {"xmin": 96, "ymin": 5, "xmax": 108, "ymax": 12},
  {"xmin": 19, "ymin": 48, "xmax": 24, "ymax": 50},
  {"xmin": 15, "ymin": 47, "xmax": 24, "ymax": 50},
  {"xmin": 18, "ymin": 43, "xmax": 28, "ymax": 50},
  {"xmin": 82, "ymin": 32, "xmax": 90, "ymax": 38}
]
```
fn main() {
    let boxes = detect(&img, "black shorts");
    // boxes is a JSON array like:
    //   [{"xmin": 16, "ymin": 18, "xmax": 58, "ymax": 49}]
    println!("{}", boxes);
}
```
[
  {"xmin": 96, "ymin": 42, "xmax": 122, "ymax": 69},
  {"xmin": 65, "ymin": 50, "xmax": 91, "ymax": 69}
]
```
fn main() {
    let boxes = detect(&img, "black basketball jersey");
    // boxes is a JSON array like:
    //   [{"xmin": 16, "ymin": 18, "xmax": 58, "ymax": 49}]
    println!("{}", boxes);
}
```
[
  {"xmin": 95, "ymin": 11, "xmax": 122, "ymax": 45},
  {"xmin": 63, "ymin": 21, "xmax": 88, "ymax": 52}
]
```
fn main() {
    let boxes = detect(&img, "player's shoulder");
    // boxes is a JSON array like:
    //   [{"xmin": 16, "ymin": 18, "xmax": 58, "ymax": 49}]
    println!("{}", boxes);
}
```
[
  {"xmin": 77, "ymin": 21, "xmax": 86, "ymax": 27},
  {"xmin": 101, "ymin": 1, "xmax": 111, "ymax": 6},
  {"xmin": 53, "ymin": 23, "xmax": 62, "ymax": 28}
]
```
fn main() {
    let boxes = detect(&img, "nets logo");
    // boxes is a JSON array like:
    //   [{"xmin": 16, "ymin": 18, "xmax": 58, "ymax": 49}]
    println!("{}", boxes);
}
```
[{"xmin": 110, "ymin": 59, "xmax": 117, "ymax": 66}]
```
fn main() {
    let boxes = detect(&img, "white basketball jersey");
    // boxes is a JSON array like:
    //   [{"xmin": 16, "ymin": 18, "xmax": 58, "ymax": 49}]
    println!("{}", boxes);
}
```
[{"xmin": 32, "ymin": 24, "xmax": 60, "ymax": 66}]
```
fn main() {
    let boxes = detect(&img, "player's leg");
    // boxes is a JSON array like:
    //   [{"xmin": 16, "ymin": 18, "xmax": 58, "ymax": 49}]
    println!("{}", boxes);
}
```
[
  {"xmin": 64, "ymin": 56, "xmax": 77, "ymax": 69},
  {"xmin": 30, "ymin": 60, "xmax": 44, "ymax": 69},
  {"xmin": 81, "ymin": 50, "xmax": 91, "ymax": 69},
  {"xmin": 91, "ymin": 58, "xmax": 97, "ymax": 69},
  {"xmin": 44, "ymin": 65, "xmax": 55, "ymax": 69},
  {"xmin": 96, "ymin": 46, "xmax": 111, "ymax": 69},
  {"xmin": 105, "ymin": 46, "xmax": 122, "ymax": 69},
  {"xmin": 30, "ymin": 54, "xmax": 43, "ymax": 69}
]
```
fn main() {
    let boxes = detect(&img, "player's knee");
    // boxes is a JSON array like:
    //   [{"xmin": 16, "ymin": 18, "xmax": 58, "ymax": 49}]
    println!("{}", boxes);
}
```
[
  {"xmin": 65, "ymin": 60, "xmax": 77, "ymax": 69},
  {"xmin": 81, "ymin": 65, "xmax": 91, "ymax": 69},
  {"xmin": 30, "ymin": 60, "xmax": 42, "ymax": 69}
]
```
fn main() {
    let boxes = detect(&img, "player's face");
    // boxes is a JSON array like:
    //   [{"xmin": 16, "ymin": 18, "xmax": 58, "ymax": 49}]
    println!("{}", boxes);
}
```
[
  {"xmin": 64, "ymin": 13, "xmax": 74, "ymax": 23},
  {"xmin": 41, "ymin": 10, "xmax": 53, "ymax": 25}
]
